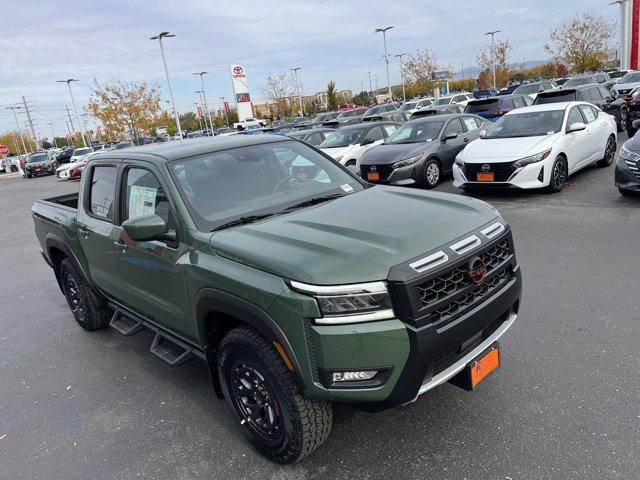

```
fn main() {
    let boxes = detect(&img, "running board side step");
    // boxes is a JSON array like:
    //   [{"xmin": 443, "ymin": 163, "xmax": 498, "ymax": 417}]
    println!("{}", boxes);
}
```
[
  {"xmin": 107, "ymin": 302, "xmax": 205, "ymax": 366},
  {"xmin": 109, "ymin": 311, "xmax": 144, "ymax": 336}
]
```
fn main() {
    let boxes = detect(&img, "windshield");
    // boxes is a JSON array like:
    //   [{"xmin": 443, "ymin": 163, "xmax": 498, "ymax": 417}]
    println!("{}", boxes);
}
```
[
  {"xmin": 484, "ymin": 110, "xmax": 564, "ymax": 138},
  {"xmin": 324, "ymin": 112, "xmax": 340, "ymax": 120},
  {"xmin": 514, "ymin": 84, "xmax": 541, "ymax": 94},
  {"xmin": 28, "ymin": 154, "xmax": 48, "ymax": 163},
  {"xmin": 619, "ymin": 72, "xmax": 640, "ymax": 84},
  {"xmin": 73, "ymin": 148, "xmax": 91, "ymax": 156},
  {"xmin": 337, "ymin": 109, "xmax": 363, "ymax": 118},
  {"xmin": 319, "ymin": 128, "xmax": 365, "ymax": 148},
  {"xmin": 385, "ymin": 121, "xmax": 444, "ymax": 144},
  {"xmin": 312, "ymin": 114, "xmax": 326, "ymax": 123},
  {"xmin": 564, "ymin": 77, "xmax": 591, "ymax": 87},
  {"xmin": 398, "ymin": 102, "xmax": 418, "ymax": 111},
  {"xmin": 363, "ymin": 106, "xmax": 384, "ymax": 116},
  {"xmin": 432, "ymin": 97, "xmax": 452, "ymax": 106},
  {"xmin": 169, "ymin": 140, "xmax": 362, "ymax": 231}
]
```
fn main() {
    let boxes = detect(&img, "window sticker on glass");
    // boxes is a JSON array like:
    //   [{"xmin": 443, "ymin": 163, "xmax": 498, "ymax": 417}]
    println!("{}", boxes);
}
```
[
  {"xmin": 340, "ymin": 184, "xmax": 354, "ymax": 192},
  {"xmin": 129, "ymin": 185, "xmax": 157, "ymax": 219}
]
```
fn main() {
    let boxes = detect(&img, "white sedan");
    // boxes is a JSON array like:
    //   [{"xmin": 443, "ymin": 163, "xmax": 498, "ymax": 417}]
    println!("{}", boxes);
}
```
[
  {"xmin": 56, "ymin": 151, "xmax": 101, "ymax": 180},
  {"xmin": 319, "ymin": 123, "xmax": 400, "ymax": 166},
  {"xmin": 453, "ymin": 102, "xmax": 617, "ymax": 193}
]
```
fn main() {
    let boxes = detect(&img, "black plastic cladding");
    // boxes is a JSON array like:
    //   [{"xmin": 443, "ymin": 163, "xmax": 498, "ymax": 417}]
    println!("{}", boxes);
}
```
[{"xmin": 387, "ymin": 221, "xmax": 516, "ymax": 329}]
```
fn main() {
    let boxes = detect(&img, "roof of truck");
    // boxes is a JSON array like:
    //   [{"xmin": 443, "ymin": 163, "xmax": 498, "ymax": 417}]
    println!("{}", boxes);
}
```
[{"xmin": 91, "ymin": 135, "xmax": 288, "ymax": 163}]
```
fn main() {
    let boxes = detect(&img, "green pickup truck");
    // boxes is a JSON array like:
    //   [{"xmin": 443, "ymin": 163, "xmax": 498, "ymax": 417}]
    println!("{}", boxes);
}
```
[{"xmin": 32, "ymin": 135, "xmax": 522, "ymax": 463}]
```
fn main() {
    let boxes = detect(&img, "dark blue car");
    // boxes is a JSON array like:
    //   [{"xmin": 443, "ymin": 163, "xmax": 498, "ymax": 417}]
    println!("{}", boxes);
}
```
[{"xmin": 463, "ymin": 94, "xmax": 532, "ymax": 122}]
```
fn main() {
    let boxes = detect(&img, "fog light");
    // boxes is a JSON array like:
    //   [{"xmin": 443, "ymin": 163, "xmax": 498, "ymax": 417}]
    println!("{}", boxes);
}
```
[{"xmin": 332, "ymin": 370, "xmax": 377, "ymax": 382}]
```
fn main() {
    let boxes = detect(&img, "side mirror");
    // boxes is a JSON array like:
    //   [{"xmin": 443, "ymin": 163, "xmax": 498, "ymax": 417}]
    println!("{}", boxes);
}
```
[
  {"xmin": 632, "ymin": 119, "xmax": 640, "ymax": 129},
  {"xmin": 567, "ymin": 122, "xmax": 586, "ymax": 133},
  {"xmin": 443, "ymin": 132, "xmax": 458, "ymax": 141},
  {"xmin": 361, "ymin": 138, "xmax": 375, "ymax": 146},
  {"xmin": 479, "ymin": 129, "xmax": 487, "ymax": 137},
  {"xmin": 122, "ymin": 214, "xmax": 171, "ymax": 242}
]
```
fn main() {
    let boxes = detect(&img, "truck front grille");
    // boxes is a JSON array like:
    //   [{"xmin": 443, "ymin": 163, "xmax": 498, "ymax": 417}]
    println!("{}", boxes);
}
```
[{"xmin": 388, "ymin": 233, "xmax": 516, "ymax": 329}]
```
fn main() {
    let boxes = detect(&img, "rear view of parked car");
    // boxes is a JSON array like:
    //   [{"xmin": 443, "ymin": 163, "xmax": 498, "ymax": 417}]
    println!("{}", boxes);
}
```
[{"xmin": 464, "ymin": 95, "xmax": 532, "ymax": 122}]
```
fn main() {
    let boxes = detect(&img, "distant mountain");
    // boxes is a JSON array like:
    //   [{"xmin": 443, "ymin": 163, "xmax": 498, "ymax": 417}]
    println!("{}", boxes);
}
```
[{"xmin": 453, "ymin": 60, "xmax": 549, "ymax": 80}]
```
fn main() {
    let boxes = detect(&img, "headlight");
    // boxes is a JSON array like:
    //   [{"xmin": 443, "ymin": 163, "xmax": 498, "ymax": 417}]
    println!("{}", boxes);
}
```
[
  {"xmin": 334, "ymin": 155, "xmax": 343, "ymax": 163},
  {"xmin": 513, "ymin": 149, "xmax": 551, "ymax": 168},
  {"xmin": 288, "ymin": 280, "xmax": 393, "ymax": 325},
  {"xmin": 392, "ymin": 154, "xmax": 422, "ymax": 169},
  {"xmin": 619, "ymin": 145, "xmax": 640, "ymax": 162}
]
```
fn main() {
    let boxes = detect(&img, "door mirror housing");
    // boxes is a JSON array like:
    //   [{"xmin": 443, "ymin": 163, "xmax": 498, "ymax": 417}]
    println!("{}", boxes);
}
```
[
  {"xmin": 632, "ymin": 119, "xmax": 640, "ymax": 129},
  {"xmin": 567, "ymin": 122, "xmax": 587, "ymax": 133},
  {"xmin": 122, "ymin": 214, "xmax": 169, "ymax": 242},
  {"xmin": 479, "ymin": 129, "xmax": 487, "ymax": 137},
  {"xmin": 361, "ymin": 138, "xmax": 375, "ymax": 146},
  {"xmin": 443, "ymin": 132, "xmax": 458, "ymax": 141}
]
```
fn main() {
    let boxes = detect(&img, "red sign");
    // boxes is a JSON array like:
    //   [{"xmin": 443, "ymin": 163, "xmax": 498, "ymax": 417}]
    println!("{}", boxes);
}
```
[
  {"xmin": 224, "ymin": 102, "xmax": 230, "ymax": 113},
  {"xmin": 0, "ymin": 144, "xmax": 9, "ymax": 155},
  {"xmin": 233, "ymin": 66, "xmax": 244, "ymax": 76},
  {"xmin": 197, "ymin": 106, "xmax": 204, "ymax": 118}
]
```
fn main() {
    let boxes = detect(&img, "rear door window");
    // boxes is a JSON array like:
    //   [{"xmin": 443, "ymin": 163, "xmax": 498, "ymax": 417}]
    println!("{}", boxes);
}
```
[{"xmin": 88, "ymin": 166, "xmax": 117, "ymax": 221}]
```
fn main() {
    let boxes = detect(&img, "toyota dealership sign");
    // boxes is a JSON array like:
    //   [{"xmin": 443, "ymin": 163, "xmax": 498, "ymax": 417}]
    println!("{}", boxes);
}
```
[{"xmin": 229, "ymin": 64, "xmax": 253, "ymax": 121}]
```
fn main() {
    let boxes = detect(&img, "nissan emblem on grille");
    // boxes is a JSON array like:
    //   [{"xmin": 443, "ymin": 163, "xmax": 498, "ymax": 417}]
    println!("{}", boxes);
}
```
[
  {"xmin": 482, "ymin": 164, "xmax": 490, "ymax": 172},
  {"xmin": 370, "ymin": 166, "xmax": 377, "ymax": 171},
  {"xmin": 468, "ymin": 257, "xmax": 487, "ymax": 285}
]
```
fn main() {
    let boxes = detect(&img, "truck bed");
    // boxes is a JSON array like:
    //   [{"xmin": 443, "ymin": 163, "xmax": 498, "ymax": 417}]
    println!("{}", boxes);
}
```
[{"xmin": 41, "ymin": 193, "xmax": 79, "ymax": 210}]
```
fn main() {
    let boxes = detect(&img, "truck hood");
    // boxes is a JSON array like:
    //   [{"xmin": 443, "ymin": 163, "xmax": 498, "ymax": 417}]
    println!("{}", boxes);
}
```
[
  {"xmin": 209, "ymin": 186, "xmax": 498, "ymax": 284},
  {"xmin": 459, "ymin": 135, "xmax": 558, "ymax": 161}
]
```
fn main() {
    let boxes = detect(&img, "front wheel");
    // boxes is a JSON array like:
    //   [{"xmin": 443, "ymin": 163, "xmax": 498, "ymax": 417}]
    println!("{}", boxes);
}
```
[
  {"xmin": 596, "ymin": 136, "xmax": 616, "ymax": 167},
  {"xmin": 422, "ymin": 159, "xmax": 441, "ymax": 189},
  {"xmin": 618, "ymin": 108, "xmax": 628, "ymax": 132},
  {"xmin": 547, "ymin": 156, "xmax": 567, "ymax": 193},
  {"xmin": 218, "ymin": 327, "xmax": 332, "ymax": 463}
]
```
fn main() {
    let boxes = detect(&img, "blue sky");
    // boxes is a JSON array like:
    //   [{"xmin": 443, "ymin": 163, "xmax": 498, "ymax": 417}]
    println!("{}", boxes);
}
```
[{"xmin": 0, "ymin": 0, "xmax": 618, "ymax": 138}]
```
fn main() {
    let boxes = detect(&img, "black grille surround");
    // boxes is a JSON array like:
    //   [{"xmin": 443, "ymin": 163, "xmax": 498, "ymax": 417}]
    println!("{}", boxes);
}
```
[
  {"xmin": 462, "ymin": 161, "xmax": 517, "ymax": 182},
  {"xmin": 360, "ymin": 163, "xmax": 394, "ymax": 182},
  {"xmin": 388, "ymin": 226, "xmax": 517, "ymax": 329}
]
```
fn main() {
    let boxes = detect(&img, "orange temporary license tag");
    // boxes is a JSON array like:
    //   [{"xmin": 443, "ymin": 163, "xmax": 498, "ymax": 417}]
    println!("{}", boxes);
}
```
[{"xmin": 470, "ymin": 347, "xmax": 500, "ymax": 388}]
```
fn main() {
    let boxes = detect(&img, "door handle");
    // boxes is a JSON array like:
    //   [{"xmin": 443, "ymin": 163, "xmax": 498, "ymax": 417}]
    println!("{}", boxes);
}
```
[
  {"xmin": 113, "ymin": 240, "xmax": 127, "ymax": 253},
  {"xmin": 463, "ymin": 137, "xmax": 469, "ymax": 143},
  {"xmin": 78, "ymin": 228, "xmax": 89, "ymax": 239}
]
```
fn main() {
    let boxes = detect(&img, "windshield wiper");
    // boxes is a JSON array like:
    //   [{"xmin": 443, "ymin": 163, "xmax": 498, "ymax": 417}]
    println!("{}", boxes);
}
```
[
  {"xmin": 211, "ymin": 213, "xmax": 277, "ymax": 232},
  {"xmin": 283, "ymin": 193, "xmax": 344, "ymax": 212}
]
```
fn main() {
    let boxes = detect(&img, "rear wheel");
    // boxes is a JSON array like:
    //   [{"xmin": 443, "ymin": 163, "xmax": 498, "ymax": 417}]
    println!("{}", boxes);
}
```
[
  {"xmin": 547, "ymin": 156, "xmax": 567, "ymax": 193},
  {"xmin": 59, "ymin": 259, "xmax": 110, "ymax": 330},
  {"xmin": 218, "ymin": 326, "xmax": 332, "ymax": 463},
  {"xmin": 596, "ymin": 136, "xmax": 616, "ymax": 167},
  {"xmin": 422, "ymin": 159, "xmax": 441, "ymax": 189}
]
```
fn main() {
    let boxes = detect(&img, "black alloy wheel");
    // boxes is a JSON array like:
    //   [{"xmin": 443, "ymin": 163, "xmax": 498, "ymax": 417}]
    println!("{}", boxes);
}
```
[
  {"xmin": 597, "ymin": 136, "xmax": 616, "ymax": 167},
  {"xmin": 547, "ymin": 156, "xmax": 567, "ymax": 193}
]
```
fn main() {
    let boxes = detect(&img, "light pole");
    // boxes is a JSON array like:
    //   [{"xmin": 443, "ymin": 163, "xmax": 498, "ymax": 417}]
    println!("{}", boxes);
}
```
[
  {"xmin": 220, "ymin": 96, "xmax": 230, "ymax": 128},
  {"xmin": 395, "ymin": 53, "xmax": 407, "ymax": 102},
  {"xmin": 56, "ymin": 79, "xmax": 87, "ymax": 147},
  {"xmin": 375, "ymin": 26, "xmax": 394, "ymax": 101},
  {"xmin": 47, "ymin": 123, "xmax": 57, "ymax": 147},
  {"xmin": 484, "ymin": 30, "xmax": 501, "ymax": 90},
  {"xmin": 610, "ymin": 0, "xmax": 631, "ymax": 69},
  {"xmin": 150, "ymin": 32, "xmax": 182, "ymax": 138},
  {"xmin": 290, "ymin": 67, "xmax": 304, "ymax": 116},
  {"xmin": 461, "ymin": 63, "xmax": 465, "ymax": 79},
  {"xmin": 368, "ymin": 71, "xmax": 373, "ymax": 94},
  {"xmin": 193, "ymin": 71, "xmax": 215, "ymax": 135}
]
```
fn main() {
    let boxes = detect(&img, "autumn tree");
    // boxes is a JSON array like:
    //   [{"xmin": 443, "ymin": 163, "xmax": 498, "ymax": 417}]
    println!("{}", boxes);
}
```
[
  {"xmin": 87, "ymin": 79, "xmax": 163, "ymax": 139},
  {"xmin": 352, "ymin": 91, "xmax": 369, "ymax": 106},
  {"xmin": 261, "ymin": 72, "xmax": 297, "ymax": 117},
  {"xmin": 0, "ymin": 130, "xmax": 35, "ymax": 155},
  {"xmin": 326, "ymin": 81, "xmax": 339, "ymax": 110},
  {"xmin": 545, "ymin": 12, "xmax": 615, "ymax": 73},
  {"xmin": 402, "ymin": 49, "xmax": 439, "ymax": 96},
  {"xmin": 476, "ymin": 39, "xmax": 512, "ymax": 89}
]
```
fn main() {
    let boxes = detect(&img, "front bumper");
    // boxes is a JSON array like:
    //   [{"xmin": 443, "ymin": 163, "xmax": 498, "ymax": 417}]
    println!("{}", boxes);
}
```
[
  {"xmin": 359, "ymin": 161, "xmax": 422, "ymax": 186},
  {"xmin": 453, "ymin": 162, "xmax": 546, "ymax": 190},
  {"xmin": 300, "ymin": 228, "xmax": 522, "ymax": 410},
  {"xmin": 615, "ymin": 154, "xmax": 640, "ymax": 191}
]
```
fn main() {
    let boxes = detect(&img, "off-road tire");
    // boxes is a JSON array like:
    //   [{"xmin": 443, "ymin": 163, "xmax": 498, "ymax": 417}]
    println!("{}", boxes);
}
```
[
  {"xmin": 218, "ymin": 326, "xmax": 332, "ymax": 463},
  {"xmin": 59, "ymin": 259, "xmax": 110, "ymax": 331}
]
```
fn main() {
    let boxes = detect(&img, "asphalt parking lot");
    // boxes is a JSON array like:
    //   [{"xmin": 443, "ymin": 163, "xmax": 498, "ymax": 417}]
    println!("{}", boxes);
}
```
[{"xmin": 1, "ymin": 143, "xmax": 639, "ymax": 479}]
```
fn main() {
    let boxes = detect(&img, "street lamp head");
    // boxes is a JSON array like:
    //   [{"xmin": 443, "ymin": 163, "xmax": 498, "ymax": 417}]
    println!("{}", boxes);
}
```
[
  {"xmin": 484, "ymin": 30, "xmax": 501, "ymax": 36},
  {"xmin": 375, "ymin": 26, "xmax": 394, "ymax": 33},
  {"xmin": 193, "ymin": 71, "xmax": 209, "ymax": 76},
  {"xmin": 151, "ymin": 32, "xmax": 175, "ymax": 40}
]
